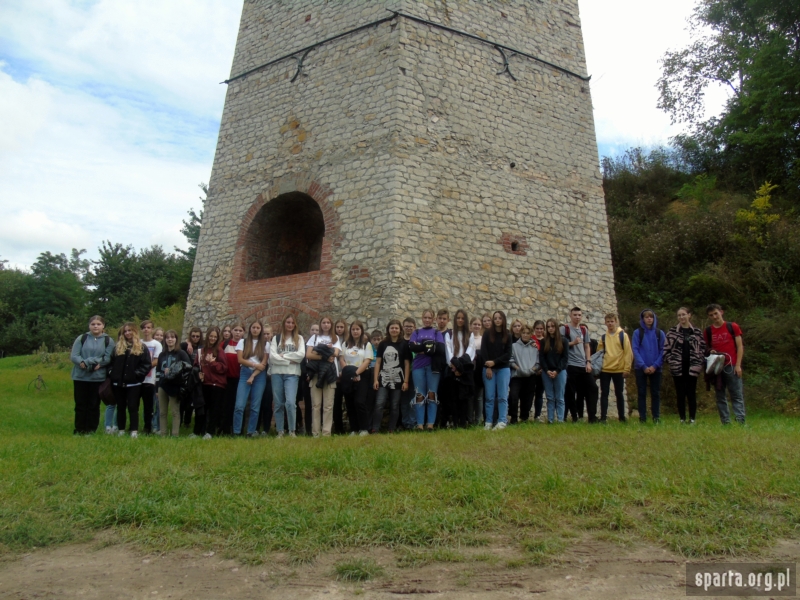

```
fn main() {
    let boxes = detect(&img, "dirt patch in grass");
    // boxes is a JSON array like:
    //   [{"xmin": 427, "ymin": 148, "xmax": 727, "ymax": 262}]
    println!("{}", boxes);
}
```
[{"xmin": 2, "ymin": 535, "xmax": 798, "ymax": 599}]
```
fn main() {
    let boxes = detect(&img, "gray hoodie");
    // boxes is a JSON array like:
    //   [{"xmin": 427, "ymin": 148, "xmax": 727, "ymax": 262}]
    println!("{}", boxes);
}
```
[
  {"xmin": 511, "ymin": 338, "xmax": 539, "ymax": 378},
  {"xmin": 70, "ymin": 333, "xmax": 114, "ymax": 382}
]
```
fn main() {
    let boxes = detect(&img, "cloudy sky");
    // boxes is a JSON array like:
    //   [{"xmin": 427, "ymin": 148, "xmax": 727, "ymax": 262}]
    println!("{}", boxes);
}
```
[{"xmin": 0, "ymin": 0, "xmax": 728, "ymax": 270}]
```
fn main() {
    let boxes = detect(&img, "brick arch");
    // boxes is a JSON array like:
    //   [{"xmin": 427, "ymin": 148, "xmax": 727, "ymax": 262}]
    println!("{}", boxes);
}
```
[
  {"xmin": 229, "ymin": 175, "xmax": 340, "ymax": 321},
  {"xmin": 240, "ymin": 298, "xmax": 322, "ymax": 334}
]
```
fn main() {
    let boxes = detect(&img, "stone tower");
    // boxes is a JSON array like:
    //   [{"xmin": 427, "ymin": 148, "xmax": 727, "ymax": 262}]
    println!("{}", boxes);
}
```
[{"xmin": 185, "ymin": 0, "xmax": 616, "ymax": 334}]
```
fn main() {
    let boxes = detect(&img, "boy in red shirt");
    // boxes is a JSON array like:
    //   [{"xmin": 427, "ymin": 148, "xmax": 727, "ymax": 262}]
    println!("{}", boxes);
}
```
[{"xmin": 705, "ymin": 304, "xmax": 745, "ymax": 424}]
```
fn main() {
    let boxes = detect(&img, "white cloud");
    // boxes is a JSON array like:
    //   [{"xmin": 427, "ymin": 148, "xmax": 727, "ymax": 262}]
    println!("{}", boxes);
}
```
[
  {"xmin": 0, "ymin": 0, "xmax": 242, "ymax": 269},
  {"xmin": 578, "ymin": 0, "xmax": 730, "ymax": 156}
]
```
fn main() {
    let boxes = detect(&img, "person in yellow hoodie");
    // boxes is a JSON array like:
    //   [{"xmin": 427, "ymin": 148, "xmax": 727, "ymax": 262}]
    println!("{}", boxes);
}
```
[{"xmin": 596, "ymin": 313, "xmax": 633, "ymax": 423}]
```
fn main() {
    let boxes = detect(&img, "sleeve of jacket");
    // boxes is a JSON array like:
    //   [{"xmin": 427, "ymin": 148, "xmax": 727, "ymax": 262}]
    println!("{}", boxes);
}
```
[
  {"xmin": 653, "ymin": 331, "xmax": 665, "ymax": 369},
  {"xmin": 70, "ymin": 336, "xmax": 84, "ymax": 367},
  {"xmin": 493, "ymin": 338, "xmax": 513, "ymax": 368},
  {"xmin": 134, "ymin": 348, "xmax": 153, "ymax": 382},
  {"xmin": 281, "ymin": 336, "xmax": 306, "ymax": 363},
  {"xmin": 623, "ymin": 333, "xmax": 634, "ymax": 373},
  {"xmin": 557, "ymin": 348, "xmax": 569, "ymax": 372},
  {"xmin": 632, "ymin": 329, "xmax": 645, "ymax": 370}
]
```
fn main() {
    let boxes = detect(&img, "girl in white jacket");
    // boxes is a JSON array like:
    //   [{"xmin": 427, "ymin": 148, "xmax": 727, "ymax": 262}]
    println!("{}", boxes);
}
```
[{"xmin": 269, "ymin": 314, "xmax": 306, "ymax": 438}]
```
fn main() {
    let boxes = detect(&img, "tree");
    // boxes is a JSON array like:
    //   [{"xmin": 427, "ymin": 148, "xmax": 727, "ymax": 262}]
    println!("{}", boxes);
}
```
[
  {"xmin": 658, "ymin": 0, "xmax": 800, "ymax": 193},
  {"xmin": 176, "ymin": 183, "xmax": 206, "ymax": 262},
  {"xmin": 26, "ymin": 251, "xmax": 87, "ymax": 319}
]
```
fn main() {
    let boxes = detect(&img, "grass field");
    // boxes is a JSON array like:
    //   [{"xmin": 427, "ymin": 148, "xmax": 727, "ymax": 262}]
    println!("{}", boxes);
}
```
[{"xmin": 1, "ymin": 353, "xmax": 799, "ymax": 566}]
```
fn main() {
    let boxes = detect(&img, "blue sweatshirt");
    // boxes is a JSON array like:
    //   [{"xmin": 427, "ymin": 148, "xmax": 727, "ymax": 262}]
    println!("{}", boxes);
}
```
[{"xmin": 632, "ymin": 309, "xmax": 665, "ymax": 371}]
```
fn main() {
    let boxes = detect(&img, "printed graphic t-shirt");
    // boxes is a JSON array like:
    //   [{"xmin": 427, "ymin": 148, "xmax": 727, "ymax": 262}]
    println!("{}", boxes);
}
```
[
  {"xmin": 377, "ymin": 339, "xmax": 411, "ymax": 389},
  {"xmin": 142, "ymin": 339, "xmax": 162, "ymax": 385},
  {"xmin": 709, "ymin": 322, "xmax": 743, "ymax": 366}
]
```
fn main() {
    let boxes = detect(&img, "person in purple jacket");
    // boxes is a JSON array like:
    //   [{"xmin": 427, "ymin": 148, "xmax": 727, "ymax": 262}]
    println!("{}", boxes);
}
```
[
  {"xmin": 632, "ymin": 309, "xmax": 666, "ymax": 423},
  {"xmin": 408, "ymin": 309, "xmax": 446, "ymax": 430}
]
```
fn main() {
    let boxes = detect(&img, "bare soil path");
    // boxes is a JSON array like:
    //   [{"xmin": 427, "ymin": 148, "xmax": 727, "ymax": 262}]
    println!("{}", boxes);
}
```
[{"xmin": 2, "ymin": 537, "xmax": 798, "ymax": 599}]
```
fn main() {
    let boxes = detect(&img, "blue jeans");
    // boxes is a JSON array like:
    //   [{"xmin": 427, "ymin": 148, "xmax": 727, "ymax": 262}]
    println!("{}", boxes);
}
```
[
  {"xmin": 104, "ymin": 404, "xmax": 116, "ymax": 429},
  {"xmin": 483, "ymin": 367, "xmax": 511, "ymax": 426},
  {"xmin": 715, "ymin": 370, "xmax": 745, "ymax": 424},
  {"xmin": 400, "ymin": 386, "xmax": 417, "ymax": 429},
  {"xmin": 234, "ymin": 367, "xmax": 267, "ymax": 435},
  {"xmin": 634, "ymin": 369, "xmax": 662, "ymax": 422},
  {"xmin": 152, "ymin": 389, "xmax": 160, "ymax": 432},
  {"xmin": 412, "ymin": 366, "xmax": 440, "ymax": 426},
  {"xmin": 542, "ymin": 370, "xmax": 567, "ymax": 423},
  {"xmin": 272, "ymin": 373, "xmax": 299, "ymax": 433}
]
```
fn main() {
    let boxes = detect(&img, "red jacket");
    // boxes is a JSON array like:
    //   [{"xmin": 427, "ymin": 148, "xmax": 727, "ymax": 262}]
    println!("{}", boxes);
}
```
[
  {"xmin": 200, "ymin": 345, "xmax": 228, "ymax": 388},
  {"xmin": 222, "ymin": 339, "xmax": 240, "ymax": 379}
]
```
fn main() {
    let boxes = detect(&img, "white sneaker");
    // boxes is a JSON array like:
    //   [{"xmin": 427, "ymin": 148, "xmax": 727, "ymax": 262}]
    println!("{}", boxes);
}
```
[
  {"xmin": 484, "ymin": 423, "xmax": 492, "ymax": 430},
  {"xmin": 493, "ymin": 422, "xmax": 507, "ymax": 430},
  {"xmin": 349, "ymin": 431, "xmax": 356, "ymax": 436},
  {"xmin": 313, "ymin": 433, "xmax": 320, "ymax": 438},
  {"xmin": 203, "ymin": 433, "xmax": 212, "ymax": 440},
  {"xmin": 359, "ymin": 430, "xmax": 369, "ymax": 436},
  {"xmin": 105, "ymin": 426, "xmax": 112, "ymax": 434},
  {"xmin": 188, "ymin": 433, "xmax": 197, "ymax": 439},
  {"xmin": 111, "ymin": 426, "xmax": 119, "ymax": 434},
  {"xmin": 130, "ymin": 431, "xmax": 138, "ymax": 439},
  {"xmin": 289, "ymin": 432, "xmax": 297, "ymax": 438},
  {"xmin": 277, "ymin": 431, "xmax": 285, "ymax": 438},
  {"xmin": 118, "ymin": 430, "xmax": 126, "ymax": 437}
]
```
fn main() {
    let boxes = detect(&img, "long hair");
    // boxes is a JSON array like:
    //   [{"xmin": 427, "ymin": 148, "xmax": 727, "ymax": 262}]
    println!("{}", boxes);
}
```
[
  {"xmin": 203, "ymin": 326, "xmax": 222, "ymax": 358},
  {"xmin": 452, "ymin": 309, "xmax": 470, "ymax": 356},
  {"xmin": 488, "ymin": 311, "xmax": 509, "ymax": 344},
  {"xmin": 278, "ymin": 313, "xmax": 300, "ymax": 349},
  {"xmin": 116, "ymin": 322, "xmax": 144, "ymax": 356},
  {"xmin": 318, "ymin": 315, "xmax": 338, "ymax": 345},
  {"xmin": 242, "ymin": 320, "xmax": 266, "ymax": 362},
  {"xmin": 542, "ymin": 318, "xmax": 564, "ymax": 354},
  {"xmin": 345, "ymin": 320, "xmax": 369, "ymax": 349},
  {"xmin": 385, "ymin": 319, "xmax": 403, "ymax": 341},
  {"xmin": 164, "ymin": 329, "xmax": 179, "ymax": 351}
]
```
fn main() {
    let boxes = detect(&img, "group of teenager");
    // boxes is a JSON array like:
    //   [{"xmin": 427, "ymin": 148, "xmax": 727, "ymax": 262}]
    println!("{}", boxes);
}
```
[{"xmin": 69, "ymin": 302, "xmax": 746, "ymax": 438}]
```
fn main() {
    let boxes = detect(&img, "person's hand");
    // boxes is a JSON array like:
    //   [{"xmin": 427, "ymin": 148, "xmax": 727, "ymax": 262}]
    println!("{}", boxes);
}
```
[
  {"xmin": 199, "ymin": 372, "xmax": 205, "ymax": 382},
  {"xmin": 623, "ymin": 372, "xmax": 629, "ymax": 379},
  {"xmin": 485, "ymin": 361, "xmax": 495, "ymax": 368},
  {"xmin": 247, "ymin": 376, "xmax": 255, "ymax": 385},
  {"xmin": 585, "ymin": 362, "xmax": 592, "ymax": 373},
  {"xmin": 164, "ymin": 368, "xmax": 170, "ymax": 375},
  {"xmin": 373, "ymin": 381, "xmax": 379, "ymax": 391},
  {"xmin": 93, "ymin": 364, "xmax": 101, "ymax": 371},
  {"xmin": 454, "ymin": 370, "xmax": 461, "ymax": 377},
  {"xmin": 328, "ymin": 356, "xmax": 335, "ymax": 363},
  {"xmin": 354, "ymin": 375, "xmax": 360, "ymax": 382},
  {"xmin": 548, "ymin": 371, "xmax": 556, "ymax": 379},
  {"xmin": 401, "ymin": 382, "xmax": 408, "ymax": 392},
  {"xmin": 485, "ymin": 367, "xmax": 493, "ymax": 380},
  {"xmin": 186, "ymin": 343, "xmax": 193, "ymax": 355},
  {"xmin": 79, "ymin": 361, "xmax": 87, "ymax": 369},
  {"xmin": 735, "ymin": 365, "xmax": 743, "ymax": 378}
]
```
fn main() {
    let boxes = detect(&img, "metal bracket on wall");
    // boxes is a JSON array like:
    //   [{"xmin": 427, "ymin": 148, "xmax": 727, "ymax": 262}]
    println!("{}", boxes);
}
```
[
  {"xmin": 222, "ymin": 10, "xmax": 591, "ymax": 86},
  {"xmin": 494, "ymin": 45, "xmax": 518, "ymax": 82},
  {"xmin": 291, "ymin": 48, "xmax": 313, "ymax": 82}
]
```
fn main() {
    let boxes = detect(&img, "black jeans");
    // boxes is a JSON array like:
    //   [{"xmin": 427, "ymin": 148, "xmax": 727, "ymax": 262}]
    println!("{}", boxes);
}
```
[
  {"xmin": 673, "ymin": 374, "xmax": 698, "ymax": 421},
  {"xmin": 223, "ymin": 377, "xmax": 238, "ymax": 435},
  {"xmin": 344, "ymin": 376, "xmax": 371, "ymax": 432},
  {"xmin": 257, "ymin": 377, "xmax": 273, "ymax": 433},
  {"xmin": 566, "ymin": 366, "xmax": 597, "ymax": 422},
  {"xmin": 200, "ymin": 385, "xmax": 226, "ymax": 436},
  {"xmin": 532, "ymin": 374, "xmax": 544, "ymax": 419},
  {"xmin": 180, "ymin": 394, "xmax": 193, "ymax": 427},
  {"xmin": 114, "ymin": 385, "xmax": 141, "ymax": 432},
  {"xmin": 300, "ymin": 375, "xmax": 312, "ymax": 435},
  {"xmin": 437, "ymin": 376, "xmax": 456, "ymax": 427},
  {"xmin": 73, "ymin": 380, "xmax": 101, "ymax": 434},
  {"xmin": 453, "ymin": 378, "xmax": 474, "ymax": 428},
  {"xmin": 139, "ymin": 383, "xmax": 155, "ymax": 433},
  {"xmin": 509, "ymin": 376, "xmax": 536, "ymax": 423},
  {"xmin": 599, "ymin": 372, "xmax": 626, "ymax": 421},
  {"xmin": 333, "ymin": 384, "xmax": 345, "ymax": 434}
]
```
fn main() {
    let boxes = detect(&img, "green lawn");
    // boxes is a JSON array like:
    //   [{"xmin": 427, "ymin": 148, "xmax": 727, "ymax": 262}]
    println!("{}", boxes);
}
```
[{"xmin": 1, "ymin": 353, "xmax": 798, "ymax": 565}]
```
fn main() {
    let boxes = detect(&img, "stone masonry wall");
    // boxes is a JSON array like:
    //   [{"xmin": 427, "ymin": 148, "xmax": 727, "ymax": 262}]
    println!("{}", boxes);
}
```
[{"xmin": 185, "ymin": 0, "xmax": 616, "ymax": 336}]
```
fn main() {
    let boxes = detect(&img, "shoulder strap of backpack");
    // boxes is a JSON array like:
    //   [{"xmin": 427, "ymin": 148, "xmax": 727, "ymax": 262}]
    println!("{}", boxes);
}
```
[
  {"xmin": 562, "ymin": 325, "xmax": 570, "ymax": 341},
  {"xmin": 726, "ymin": 322, "xmax": 735, "ymax": 338},
  {"xmin": 619, "ymin": 331, "xmax": 625, "ymax": 348},
  {"xmin": 81, "ymin": 333, "xmax": 88, "ymax": 346},
  {"xmin": 580, "ymin": 325, "xmax": 588, "ymax": 339}
]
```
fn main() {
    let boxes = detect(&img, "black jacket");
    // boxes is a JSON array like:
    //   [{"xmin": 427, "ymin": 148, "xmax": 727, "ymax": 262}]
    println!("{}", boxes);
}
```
[
  {"xmin": 156, "ymin": 349, "xmax": 193, "ymax": 396},
  {"xmin": 450, "ymin": 354, "xmax": 476, "ymax": 386},
  {"xmin": 480, "ymin": 331, "xmax": 513, "ymax": 369},
  {"xmin": 306, "ymin": 344, "xmax": 338, "ymax": 388},
  {"xmin": 109, "ymin": 344, "xmax": 152, "ymax": 387},
  {"xmin": 540, "ymin": 336, "xmax": 568, "ymax": 372}
]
